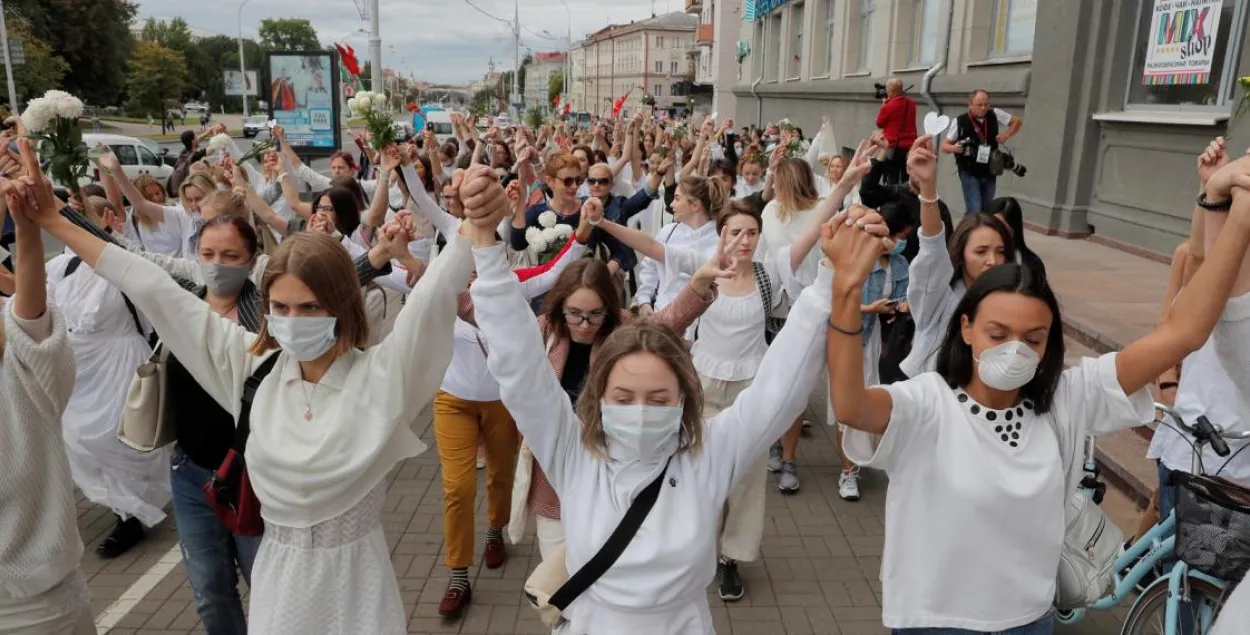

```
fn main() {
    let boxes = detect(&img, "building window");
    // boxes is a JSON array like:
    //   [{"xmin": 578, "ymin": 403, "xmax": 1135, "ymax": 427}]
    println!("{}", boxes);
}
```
[
  {"xmin": 654, "ymin": 83, "xmax": 663, "ymax": 96},
  {"xmin": 907, "ymin": 0, "xmax": 941, "ymax": 66},
  {"xmin": 655, "ymin": 60, "xmax": 664, "ymax": 73},
  {"xmin": 656, "ymin": 35, "xmax": 665, "ymax": 48},
  {"xmin": 1126, "ymin": 0, "xmax": 1246, "ymax": 110},
  {"xmin": 671, "ymin": 60, "xmax": 678, "ymax": 74},
  {"xmin": 813, "ymin": 0, "xmax": 835, "ymax": 77},
  {"xmin": 851, "ymin": 0, "xmax": 875, "ymax": 72},
  {"xmin": 988, "ymin": 0, "xmax": 1036, "ymax": 57},
  {"xmin": 763, "ymin": 12, "xmax": 783, "ymax": 82},
  {"xmin": 788, "ymin": 2, "xmax": 805, "ymax": 79}
]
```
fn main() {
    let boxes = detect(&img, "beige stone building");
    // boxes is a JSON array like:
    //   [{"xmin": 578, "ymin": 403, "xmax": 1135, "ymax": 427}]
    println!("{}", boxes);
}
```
[{"xmin": 568, "ymin": 12, "xmax": 700, "ymax": 115}]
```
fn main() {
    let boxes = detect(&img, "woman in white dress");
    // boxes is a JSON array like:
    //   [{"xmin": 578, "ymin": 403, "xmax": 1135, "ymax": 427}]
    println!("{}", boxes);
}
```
[
  {"xmin": 31, "ymin": 160, "xmax": 511, "ymax": 634},
  {"xmin": 825, "ymin": 144, "xmax": 1250, "ymax": 634},
  {"xmin": 47, "ymin": 196, "xmax": 170, "ymax": 558}
]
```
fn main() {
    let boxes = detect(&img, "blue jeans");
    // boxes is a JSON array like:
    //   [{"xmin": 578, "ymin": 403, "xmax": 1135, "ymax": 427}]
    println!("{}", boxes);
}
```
[
  {"xmin": 170, "ymin": 448, "xmax": 262, "ymax": 635},
  {"xmin": 957, "ymin": 170, "xmax": 997, "ymax": 214},
  {"xmin": 1158, "ymin": 462, "xmax": 1178, "ymax": 522},
  {"xmin": 892, "ymin": 612, "xmax": 1053, "ymax": 635}
]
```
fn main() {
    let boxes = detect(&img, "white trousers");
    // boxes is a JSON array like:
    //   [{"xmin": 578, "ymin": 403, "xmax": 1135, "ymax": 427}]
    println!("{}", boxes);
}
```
[
  {"xmin": 700, "ymin": 374, "xmax": 766, "ymax": 562},
  {"xmin": 535, "ymin": 515, "xmax": 565, "ymax": 562},
  {"xmin": 0, "ymin": 571, "xmax": 94, "ymax": 635}
]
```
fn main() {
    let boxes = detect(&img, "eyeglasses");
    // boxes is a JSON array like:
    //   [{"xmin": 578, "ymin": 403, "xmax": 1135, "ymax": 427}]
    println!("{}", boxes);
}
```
[
  {"xmin": 586, "ymin": 177, "xmax": 611, "ymax": 186},
  {"xmin": 563, "ymin": 309, "xmax": 607, "ymax": 326},
  {"xmin": 559, "ymin": 176, "xmax": 586, "ymax": 188},
  {"xmin": 314, "ymin": 204, "xmax": 335, "ymax": 212}
]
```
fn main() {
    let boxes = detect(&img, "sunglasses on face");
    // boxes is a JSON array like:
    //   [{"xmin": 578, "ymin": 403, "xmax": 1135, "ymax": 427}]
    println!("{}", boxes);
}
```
[
  {"xmin": 558, "ymin": 176, "xmax": 586, "ymax": 188},
  {"xmin": 563, "ymin": 309, "xmax": 607, "ymax": 326},
  {"xmin": 587, "ymin": 177, "xmax": 611, "ymax": 186}
]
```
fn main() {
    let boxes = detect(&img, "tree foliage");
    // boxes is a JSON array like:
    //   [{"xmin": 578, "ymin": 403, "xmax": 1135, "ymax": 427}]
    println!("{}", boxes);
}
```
[
  {"xmin": 547, "ymin": 71, "xmax": 564, "ymax": 105},
  {"xmin": 258, "ymin": 18, "xmax": 321, "ymax": 51},
  {"xmin": 125, "ymin": 41, "xmax": 188, "ymax": 117},
  {"xmin": 0, "ymin": 12, "xmax": 69, "ymax": 103},
  {"xmin": 469, "ymin": 89, "xmax": 494, "ymax": 118},
  {"xmin": 6, "ymin": 0, "xmax": 137, "ymax": 105}
]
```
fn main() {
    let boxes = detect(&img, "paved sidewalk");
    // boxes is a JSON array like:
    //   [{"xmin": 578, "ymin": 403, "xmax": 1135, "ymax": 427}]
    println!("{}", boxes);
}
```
[{"xmin": 80, "ymin": 403, "xmax": 1130, "ymax": 634}]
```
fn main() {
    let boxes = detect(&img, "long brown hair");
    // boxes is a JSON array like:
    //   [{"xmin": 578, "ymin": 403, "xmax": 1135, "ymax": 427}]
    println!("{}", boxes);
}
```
[
  {"xmin": 248, "ymin": 232, "xmax": 370, "ymax": 357},
  {"xmin": 772, "ymin": 158, "xmax": 819, "ymax": 221},
  {"xmin": 679, "ymin": 174, "xmax": 729, "ymax": 218},
  {"xmin": 130, "ymin": 174, "xmax": 165, "ymax": 230},
  {"xmin": 575, "ymin": 321, "xmax": 705, "ymax": 456},
  {"xmin": 540, "ymin": 259, "xmax": 623, "ymax": 343}
]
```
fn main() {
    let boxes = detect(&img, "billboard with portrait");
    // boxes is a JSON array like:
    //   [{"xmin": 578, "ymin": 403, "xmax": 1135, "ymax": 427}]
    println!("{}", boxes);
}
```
[
  {"xmin": 223, "ymin": 70, "xmax": 259, "ymax": 96},
  {"xmin": 265, "ymin": 51, "xmax": 340, "ymax": 155}
]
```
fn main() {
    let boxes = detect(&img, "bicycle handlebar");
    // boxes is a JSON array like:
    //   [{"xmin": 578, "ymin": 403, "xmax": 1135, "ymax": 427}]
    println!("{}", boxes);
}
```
[{"xmin": 1155, "ymin": 402, "xmax": 1250, "ymax": 458}]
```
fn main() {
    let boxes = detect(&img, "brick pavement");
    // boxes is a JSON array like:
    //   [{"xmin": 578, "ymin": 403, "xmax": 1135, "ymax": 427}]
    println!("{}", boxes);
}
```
[{"xmin": 78, "ymin": 396, "xmax": 1131, "ymax": 634}]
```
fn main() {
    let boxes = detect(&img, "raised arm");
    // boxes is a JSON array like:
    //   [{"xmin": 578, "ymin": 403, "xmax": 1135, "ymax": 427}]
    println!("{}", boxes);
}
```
[
  {"xmin": 402, "ymin": 163, "xmax": 459, "ymax": 238},
  {"xmin": 99, "ymin": 153, "xmax": 172, "ymax": 224}
]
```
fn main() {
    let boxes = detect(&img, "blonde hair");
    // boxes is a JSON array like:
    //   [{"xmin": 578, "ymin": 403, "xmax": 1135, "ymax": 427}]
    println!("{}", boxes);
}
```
[
  {"xmin": 84, "ymin": 195, "xmax": 116, "ymax": 229},
  {"xmin": 199, "ymin": 189, "xmax": 249, "ymax": 221},
  {"xmin": 772, "ymin": 158, "xmax": 819, "ymax": 222},
  {"xmin": 178, "ymin": 174, "xmax": 217, "ymax": 206},
  {"xmin": 248, "ymin": 232, "xmax": 370, "ymax": 358},
  {"xmin": 574, "ymin": 321, "xmax": 705, "ymax": 457},
  {"xmin": 130, "ymin": 174, "xmax": 165, "ymax": 230}
]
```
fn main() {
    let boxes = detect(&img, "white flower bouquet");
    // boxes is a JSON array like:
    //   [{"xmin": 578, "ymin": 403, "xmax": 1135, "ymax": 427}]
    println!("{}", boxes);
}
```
[
  {"xmin": 21, "ymin": 90, "xmax": 89, "ymax": 195},
  {"xmin": 347, "ymin": 90, "xmax": 396, "ymax": 151},
  {"xmin": 531, "ymin": 211, "xmax": 573, "ymax": 263}
]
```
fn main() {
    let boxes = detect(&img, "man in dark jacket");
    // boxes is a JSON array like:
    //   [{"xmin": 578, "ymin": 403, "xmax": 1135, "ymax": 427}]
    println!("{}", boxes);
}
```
[{"xmin": 858, "ymin": 139, "xmax": 953, "ymax": 263}]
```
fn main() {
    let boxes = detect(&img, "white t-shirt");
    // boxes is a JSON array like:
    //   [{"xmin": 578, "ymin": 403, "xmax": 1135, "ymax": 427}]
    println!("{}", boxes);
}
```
[
  {"xmin": 1211, "ymin": 290, "xmax": 1250, "ymax": 424},
  {"xmin": 440, "ymin": 318, "xmax": 500, "ymax": 402},
  {"xmin": 946, "ymin": 108, "xmax": 1014, "ymax": 141},
  {"xmin": 842, "ymin": 353, "xmax": 1154, "ymax": 631},
  {"xmin": 121, "ymin": 205, "xmax": 192, "ymax": 258}
]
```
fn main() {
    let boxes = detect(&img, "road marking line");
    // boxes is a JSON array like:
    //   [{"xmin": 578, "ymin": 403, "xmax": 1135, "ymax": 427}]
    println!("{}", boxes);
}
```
[{"xmin": 94, "ymin": 543, "xmax": 183, "ymax": 634}]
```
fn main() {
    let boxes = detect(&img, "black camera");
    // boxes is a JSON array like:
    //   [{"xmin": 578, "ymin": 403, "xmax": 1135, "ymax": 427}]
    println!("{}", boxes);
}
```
[
  {"xmin": 999, "ymin": 150, "xmax": 1027, "ymax": 177},
  {"xmin": 873, "ymin": 82, "xmax": 888, "ymax": 100}
]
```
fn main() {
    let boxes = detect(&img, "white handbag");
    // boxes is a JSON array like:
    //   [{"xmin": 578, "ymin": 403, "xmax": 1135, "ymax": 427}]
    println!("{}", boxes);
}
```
[
  {"xmin": 523, "ymin": 545, "xmax": 570, "ymax": 627},
  {"xmin": 1046, "ymin": 413, "xmax": 1122, "ymax": 609},
  {"xmin": 116, "ymin": 341, "xmax": 174, "ymax": 452}
]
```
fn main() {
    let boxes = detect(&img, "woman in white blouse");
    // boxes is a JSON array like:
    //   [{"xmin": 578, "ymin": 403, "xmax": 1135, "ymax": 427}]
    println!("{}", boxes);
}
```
[
  {"xmin": 0, "ymin": 172, "xmax": 93, "ymax": 635},
  {"xmin": 900, "ymin": 136, "xmax": 1015, "ymax": 379},
  {"xmin": 466, "ymin": 196, "xmax": 855, "ymax": 634},
  {"xmin": 31, "ymin": 161, "xmax": 511, "ymax": 634},
  {"xmin": 824, "ymin": 145, "xmax": 1250, "ymax": 634}
]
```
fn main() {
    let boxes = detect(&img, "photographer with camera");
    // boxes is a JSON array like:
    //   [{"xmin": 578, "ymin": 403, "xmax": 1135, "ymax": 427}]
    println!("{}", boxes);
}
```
[
  {"xmin": 874, "ymin": 78, "xmax": 918, "ymax": 186},
  {"xmin": 940, "ymin": 89, "xmax": 1023, "ymax": 213}
]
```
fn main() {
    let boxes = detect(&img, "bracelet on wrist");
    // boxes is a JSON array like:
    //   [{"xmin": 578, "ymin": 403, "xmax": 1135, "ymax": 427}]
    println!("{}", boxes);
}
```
[
  {"xmin": 1196, "ymin": 191, "xmax": 1232, "ymax": 212},
  {"xmin": 827, "ymin": 319, "xmax": 864, "ymax": 336},
  {"xmin": 917, "ymin": 193, "xmax": 940, "ymax": 205}
]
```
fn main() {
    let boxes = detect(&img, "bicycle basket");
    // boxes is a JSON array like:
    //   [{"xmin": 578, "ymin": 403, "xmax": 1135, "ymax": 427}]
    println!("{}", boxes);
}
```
[{"xmin": 1172, "ymin": 471, "xmax": 1250, "ymax": 583}]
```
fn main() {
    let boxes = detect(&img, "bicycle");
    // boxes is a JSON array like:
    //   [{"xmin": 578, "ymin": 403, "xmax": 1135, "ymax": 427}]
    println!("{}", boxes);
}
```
[{"xmin": 1054, "ymin": 403, "xmax": 1250, "ymax": 635}]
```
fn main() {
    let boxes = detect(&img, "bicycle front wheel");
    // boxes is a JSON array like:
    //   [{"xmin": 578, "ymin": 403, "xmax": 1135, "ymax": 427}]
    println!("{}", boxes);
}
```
[{"xmin": 1120, "ymin": 576, "xmax": 1226, "ymax": 635}]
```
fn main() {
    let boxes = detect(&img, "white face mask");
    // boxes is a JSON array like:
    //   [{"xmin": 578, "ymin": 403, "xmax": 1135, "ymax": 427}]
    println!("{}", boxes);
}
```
[
  {"xmin": 266, "ymin": 315, "xmax": 338, "ymax": 362},
  {"xmin": 975, "ymin": 340, "xmax": 1040, "ymax": 391},
  {"xmin": 600, "ymin": 403, "xmax": 682, "ymax": 462}
]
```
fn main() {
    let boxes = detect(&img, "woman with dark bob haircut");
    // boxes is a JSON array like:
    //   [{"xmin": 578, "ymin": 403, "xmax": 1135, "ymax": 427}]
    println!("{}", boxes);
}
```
[
  {"xmin": 825, "ymin": 140, "xmax": 1250, "ymax": 635},
  {"xmin": 988, "ymin": 196, "xmax": 1047, "ymax": 280}
]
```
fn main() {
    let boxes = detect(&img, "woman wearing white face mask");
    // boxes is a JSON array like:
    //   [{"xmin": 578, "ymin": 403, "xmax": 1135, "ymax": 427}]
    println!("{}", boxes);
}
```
[
  {"xmin": 825, "ymin": 167, "xmax": 1250, "ymax": 632},
  {"xmin": 29, "ymin": 151, "xmax": 512, "ymax": 634},
  {"xmin": 465, "ymin": 197, "xmax": 849, "ymax": 634}
]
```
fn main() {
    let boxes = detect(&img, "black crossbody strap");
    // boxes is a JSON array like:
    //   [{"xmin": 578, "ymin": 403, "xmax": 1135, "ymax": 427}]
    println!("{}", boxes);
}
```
[
  {"xmin": 548, "ymin": 456, "xmax": 673, "ymax": 610},
  {"xmin": 233, "ymin": 352, "xmax": 283, "ymax": 451},
  {"xmin": 752, "ymin": 261, "xmax": 772, "ymax": 321}
]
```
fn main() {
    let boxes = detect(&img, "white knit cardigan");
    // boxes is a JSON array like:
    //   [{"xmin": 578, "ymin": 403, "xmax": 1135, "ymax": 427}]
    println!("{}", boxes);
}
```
[{"xmin": 0, "ymin": 303, "xmax": 83, "ymax": 600}]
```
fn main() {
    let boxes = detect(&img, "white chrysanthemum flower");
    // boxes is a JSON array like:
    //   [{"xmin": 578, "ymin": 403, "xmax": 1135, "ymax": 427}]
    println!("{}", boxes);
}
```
[
  {"xmin": 48, "ymin": 91, "xmax": 84, "ymax": 120},
  {"xmin": 531, "ymin": 236, "xmax": 549, "ymax": 252},
  {"xmin": 347, "ymin": 97, "xmax": 358, "ymax": 112},
  {"xmin": 356, "ymin": 95, "xmax": 373, "ymax": 112},
  {"xmin": 539, "ymin": 227, "xmax": 559, "ymax": 243},
  {"xmin": 552, "ymin": 224, "xmax": 573, "ymax": 238},
  {"xmin": 537, "ymin": 210, "xmax": 558, "ymax": 228},
  {"xmin": 525, "ymin": 226, "xmax": 542, "ymax": 245},
  {"xmin": 20, "ymin": 97, "xmax": 54, "ymax": 132},
  {"xmin": 208, "ymin": 133, "xmax": 231, "ymax": 152}
]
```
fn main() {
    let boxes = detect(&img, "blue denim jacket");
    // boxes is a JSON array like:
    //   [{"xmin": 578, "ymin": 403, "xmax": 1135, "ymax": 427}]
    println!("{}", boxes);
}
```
[{"xmin": 860, "ymin": 253, "xmax": 910, "ymax": 345}]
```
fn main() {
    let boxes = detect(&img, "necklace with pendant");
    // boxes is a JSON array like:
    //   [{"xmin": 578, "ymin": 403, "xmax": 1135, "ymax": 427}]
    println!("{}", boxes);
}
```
[{"xmin": 299, "ymin": 381, "xmax": 319, "ymax": 420}]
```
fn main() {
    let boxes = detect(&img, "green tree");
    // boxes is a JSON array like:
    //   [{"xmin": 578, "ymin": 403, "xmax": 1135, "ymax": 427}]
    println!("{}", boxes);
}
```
[
  {"xmin": 469, "ymin": 89, "xmax": 494, "ymax": 118},
  {"xmin": 139, "ymin": 18, "xmax": 213, "ymax": 104},
  {"xmin": 258, "ymin": 18, "xmax": 321, "ymax": 51},
  {"xmin": 7, "ymin": 0, "xmax": 137, "ymax": 105},
  {"xmin": 125, "ymin": 41, "xmax": 188, "ymax": 117},
  {"xmin": 524, "ymin": 108, "xmax": 543, "ymax": 129},
  {"xmin": 0, "ymin": 15, "xmax": 69, "ymax": 104},
  {"xmin": 547, "ymin": 70, "xmax": 564, "ymax": 106},
  {"xmin": 194, "ymin": 35, "xmax": 265, "ymax": 112}
]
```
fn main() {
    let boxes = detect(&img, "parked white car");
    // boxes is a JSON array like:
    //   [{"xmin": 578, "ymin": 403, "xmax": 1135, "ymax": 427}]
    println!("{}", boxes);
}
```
[{"xmin": 80, "ymin": 133, "xmax": 175, "ymax": 183}]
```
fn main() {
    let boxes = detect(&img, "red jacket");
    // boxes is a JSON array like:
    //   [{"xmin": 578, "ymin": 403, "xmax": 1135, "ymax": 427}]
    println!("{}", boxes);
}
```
[{"xmin": 876, "ymin": 96, "xmax": 918, "ymax": 150}]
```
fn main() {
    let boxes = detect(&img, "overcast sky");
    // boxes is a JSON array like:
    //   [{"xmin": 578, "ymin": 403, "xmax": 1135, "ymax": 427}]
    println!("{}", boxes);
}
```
[{"xmin": 133, "ymin": 0, "xmax": 683, "ymax": 84}]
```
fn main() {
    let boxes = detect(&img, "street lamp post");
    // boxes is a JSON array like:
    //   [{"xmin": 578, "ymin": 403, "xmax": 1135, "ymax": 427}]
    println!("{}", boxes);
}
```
[
  {"xmin": 237, "ymin": 0, "xmax": 252, "ymax": 118},
  {"xmin": 559, "ymin": 0, "xmax": 571, "ymax": 114}
]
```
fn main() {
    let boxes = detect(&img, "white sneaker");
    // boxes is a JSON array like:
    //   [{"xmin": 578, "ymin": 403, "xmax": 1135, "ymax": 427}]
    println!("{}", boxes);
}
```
[{"xmin": 838, "ymin": 468, "xmax": 861, "ymax": 501}]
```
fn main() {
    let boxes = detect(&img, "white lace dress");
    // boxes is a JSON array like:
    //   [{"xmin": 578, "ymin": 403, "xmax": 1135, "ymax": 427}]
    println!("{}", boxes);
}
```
[
  {"xmin": 246, "ymin": 483, "xmax": 405, "ymax": 634},
  {"xmin": 47, "ymin": 254, "xmax": 170, "ymax": 526}
]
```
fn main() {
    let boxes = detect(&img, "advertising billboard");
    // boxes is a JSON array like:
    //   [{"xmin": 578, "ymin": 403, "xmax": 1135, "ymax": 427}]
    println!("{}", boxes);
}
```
[
  {"xmin": 265, "ymin": 51, "xmax": 340, "ymax": 156},
  {"xmin": 223, "ymin": 70, "xmax": 259, "ymax": 96}
]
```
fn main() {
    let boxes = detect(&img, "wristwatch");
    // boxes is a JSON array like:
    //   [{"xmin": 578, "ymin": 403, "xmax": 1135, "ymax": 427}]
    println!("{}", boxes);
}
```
[{"xmin": 1196, "ymin": 191, "xmax": 1232, "ymax": 211}]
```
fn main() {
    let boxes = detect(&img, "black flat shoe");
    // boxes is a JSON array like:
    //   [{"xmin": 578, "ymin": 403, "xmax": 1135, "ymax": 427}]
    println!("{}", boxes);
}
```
[{"xmin": 95, "ymin": 516, "xmax": 144, "ymax": 559}]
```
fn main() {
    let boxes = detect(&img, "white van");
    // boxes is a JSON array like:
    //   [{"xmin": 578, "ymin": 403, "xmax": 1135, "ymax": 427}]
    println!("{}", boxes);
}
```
[
  {"xmin": 81, "ymin": 133, "xmax": 176, "ymax": 183},
  {"xmin": 424, "ymin": 111, "xmax": 455, "ymax": 145}
]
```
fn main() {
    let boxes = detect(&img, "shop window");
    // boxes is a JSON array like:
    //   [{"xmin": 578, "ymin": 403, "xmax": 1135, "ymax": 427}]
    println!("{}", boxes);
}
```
[{"xmin": 1126, "ymin": 0, "xmax": 1246, "ymax": 110}]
